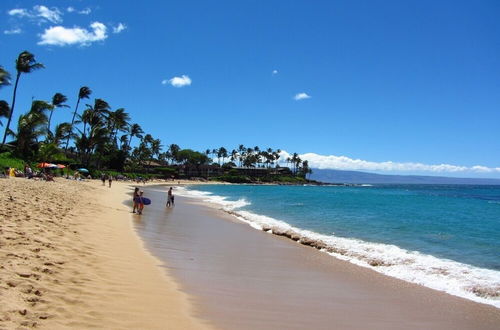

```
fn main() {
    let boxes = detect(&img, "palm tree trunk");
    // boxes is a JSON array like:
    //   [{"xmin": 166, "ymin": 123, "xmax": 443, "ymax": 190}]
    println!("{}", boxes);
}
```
[
  {"xmin": 65, "ymin": 97, "xmax": 81, "ymax": 154},
  {"xmin": 1, "ymin": 72, "xmax": 21, "ymax": 146},
  {"xmin": 47, "ymin": 109, "xmax": 54, "ymax": 138}
]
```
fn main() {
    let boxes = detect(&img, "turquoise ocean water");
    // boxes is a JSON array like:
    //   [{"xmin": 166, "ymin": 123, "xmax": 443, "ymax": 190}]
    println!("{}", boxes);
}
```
[{"xmin": 177, "ymin": 184, "xmax": 500, "ymax": 308}]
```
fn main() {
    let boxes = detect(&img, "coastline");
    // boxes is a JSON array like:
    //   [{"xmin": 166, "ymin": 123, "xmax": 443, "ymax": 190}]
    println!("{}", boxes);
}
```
[
  {"xmin": 133, "ymin": 185, "xmax": 500, "ymax": 330},
  {"xmin": 0, "ymin": 178, "xmax": 211, "ymax": 329}
]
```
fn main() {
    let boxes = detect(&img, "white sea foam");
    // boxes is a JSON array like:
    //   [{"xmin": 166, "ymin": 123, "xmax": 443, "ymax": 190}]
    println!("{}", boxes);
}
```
[{"xmin": 178, "ymin": 186, "xmax": 500, "ymax": 308}]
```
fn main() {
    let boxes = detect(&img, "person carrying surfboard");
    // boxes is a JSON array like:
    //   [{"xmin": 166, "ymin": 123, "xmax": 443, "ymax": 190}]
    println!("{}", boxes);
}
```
[
  {"xmin": 137, "ymin": 190, "xmax": 145, "ymax": 214},
  {"xmin": 132, "ymin": 187, "xmax": 140, "ymax": 213}
]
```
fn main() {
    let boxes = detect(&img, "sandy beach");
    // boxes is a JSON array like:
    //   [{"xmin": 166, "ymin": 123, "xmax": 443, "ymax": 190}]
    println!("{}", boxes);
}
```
[
  {"xmin": 2, "ymin": 178, "xmax": 500, "ymax": 330},
  {"xmin": 0, "ymin": 178, "xmax": 211, "ymax": 329}
]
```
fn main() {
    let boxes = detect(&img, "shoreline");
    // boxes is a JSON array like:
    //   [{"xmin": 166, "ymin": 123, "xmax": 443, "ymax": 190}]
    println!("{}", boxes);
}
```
[
  {"xmin": 0, "ymin": 178, "xmax": 211, "ymax": 329},
  {"xmin": 133, "ymin": 185, "xmax": 500, "ymax": 329},
  {"xmin": 179, "ymin": 183, "xmax": 500, "ymax": 309}
]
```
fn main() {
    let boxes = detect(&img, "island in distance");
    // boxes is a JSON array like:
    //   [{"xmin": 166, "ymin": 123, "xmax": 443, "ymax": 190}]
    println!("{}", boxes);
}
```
[{"xmin": 310, "ymin": 169, "xmax": 500, "ymax": 185}]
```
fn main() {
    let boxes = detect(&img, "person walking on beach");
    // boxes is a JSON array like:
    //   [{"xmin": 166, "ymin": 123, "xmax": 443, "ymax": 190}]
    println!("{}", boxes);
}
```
[
  {"xmin": 132, "ymin": 187, "xmax": 140, "ymax": 213},
  {"xmin": 101, "ymin": 173, "xmax": 106, "ymax": 186},
  {"xmin": 166, "ymin": 187, "xmax": 175, "ymax": 207},
  {"xmin": 108, "ymin": 175, "xmax": 113, "ymax": 188}
]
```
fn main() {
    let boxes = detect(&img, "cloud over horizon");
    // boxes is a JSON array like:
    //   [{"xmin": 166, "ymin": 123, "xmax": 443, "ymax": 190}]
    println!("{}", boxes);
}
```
[
  {"xmin": 38, "ymin": 22, "xmax": 107, "ymax": 46},
  {"xmin": 278, "ymin": 151, "xmax": 500, "ymax": 175}
]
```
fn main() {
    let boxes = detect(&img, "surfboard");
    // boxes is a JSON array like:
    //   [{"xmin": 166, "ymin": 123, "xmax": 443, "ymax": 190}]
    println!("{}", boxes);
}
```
[{"xmin": 134, "ymin": 197, "xmax": 151, "ymax": 205}]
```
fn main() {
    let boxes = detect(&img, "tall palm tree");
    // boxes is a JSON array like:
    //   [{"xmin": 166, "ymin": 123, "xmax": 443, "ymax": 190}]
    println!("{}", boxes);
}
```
[
  {"xmin": 127, "ymin": 123, "xmax": 144, "ymax": 151},
  {"xmin": 47, "ymin": 92, "xmax": 69, "ymax": 137},
  {"xmin": 65, "ymin": 86, "xmax": 91, "ymax": 153},
  {"xmin": 2, "ymin": 51, "xmax": 44, "ymax": 146}
]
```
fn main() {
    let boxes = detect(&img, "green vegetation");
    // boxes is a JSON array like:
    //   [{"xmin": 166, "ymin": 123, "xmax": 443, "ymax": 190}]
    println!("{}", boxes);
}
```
[
  {"xmin": 0, "ymin": 50, "xmax": 313, "ymax": 184},
  {"xmin": 0, "ymin": 152, "xmax": 24, "ymax": 170}
]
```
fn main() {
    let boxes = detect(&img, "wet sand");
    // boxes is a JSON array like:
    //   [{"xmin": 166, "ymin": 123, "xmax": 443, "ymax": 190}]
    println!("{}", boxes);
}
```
[
  {"xmin": 0, "ymin": 179, "xmax": 210, "ymax": 329},
  {"xmin": 134, "ymin": 186, "xmax": 500, "ymax": 330}
]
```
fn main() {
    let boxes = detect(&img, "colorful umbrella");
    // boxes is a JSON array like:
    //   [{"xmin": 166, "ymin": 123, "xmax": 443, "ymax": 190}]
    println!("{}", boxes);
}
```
[
  {"xmin": 37, "ymin": 162, "xmax": 56, "ymax": 168},
  {"xmin": 77, "ymin": 168, "xmax": 89, "ymax": 173},
  {"xmin": 56, "ymin": 164, "xmax": 66, "ymax": 169}
]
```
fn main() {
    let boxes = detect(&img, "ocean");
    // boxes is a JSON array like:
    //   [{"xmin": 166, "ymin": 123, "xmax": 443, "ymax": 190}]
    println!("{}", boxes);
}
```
[{"xmin": 176, "ymin": 184, "xmax": 500, "ymax": 308}]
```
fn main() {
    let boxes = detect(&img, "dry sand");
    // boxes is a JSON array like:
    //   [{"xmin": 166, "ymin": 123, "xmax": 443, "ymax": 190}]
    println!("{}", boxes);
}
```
[{"xmin": 0, "ymin": 178, "xmax": 212, "ymax": 329}]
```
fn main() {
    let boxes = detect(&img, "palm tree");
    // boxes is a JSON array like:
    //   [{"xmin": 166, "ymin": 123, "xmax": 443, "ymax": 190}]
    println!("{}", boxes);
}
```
[
  {"xmin": 0, "ymin": 101, "xmax": 9, "ymax": 127},
  {"xmin": 107, "ymin": 108, "xmax": 130, "ymax": 143},
  {"xmin": 65, "ymin": 86, "xmax": 91, "ymax": 153},
  {"xmin": 0, "ymin": 66, "xmax": 11, "ymax": 89},
  {"xmin": 169, "ymin": 144, "xmax": 180, "ymax": 163},
  {"xmin": 11, "ymin": 101, "xmax": 50, "ymax": 159},
  {"xmin": 52, "ymin": 122, "xmax": 73, "ymax": 147},
  {"xmin": 127, "ymin": 123, "xmax": 144, "ymax": 151},
  {"xmin": 47, "ymin": 92, "xmax": 69, "ymax": 138},
  {"xmin": 2, "ymin": 51, "xmax": 44, "ymax": 146}
]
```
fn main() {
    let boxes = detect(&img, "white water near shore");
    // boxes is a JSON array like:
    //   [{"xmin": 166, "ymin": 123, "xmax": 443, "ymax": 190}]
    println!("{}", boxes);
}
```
[{"xmin": 176, "ymin": 186, "xmax": 500, "ymax": 308}]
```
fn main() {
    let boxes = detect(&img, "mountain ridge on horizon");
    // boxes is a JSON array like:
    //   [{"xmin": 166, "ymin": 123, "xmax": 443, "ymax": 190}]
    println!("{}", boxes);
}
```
[{"xmin": 310, "ymin": 169, "xmax": 500, "ymax": 185}]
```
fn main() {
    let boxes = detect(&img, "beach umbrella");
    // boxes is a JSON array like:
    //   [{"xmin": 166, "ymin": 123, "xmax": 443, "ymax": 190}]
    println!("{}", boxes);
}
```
[
  {"xmin": 48, "ymin": 164, "xmax": 58, "ymax": 168},
  {"xmin": 36, "ymin": 162, "xmax": 54, "ymax": 168},
  {"xmin": 56, "ymin": 164, "xmax": 66, "ymax": 169},
  {"xmin": 77, "ymin": 168, "xmax": 89, "ymax": 173}
]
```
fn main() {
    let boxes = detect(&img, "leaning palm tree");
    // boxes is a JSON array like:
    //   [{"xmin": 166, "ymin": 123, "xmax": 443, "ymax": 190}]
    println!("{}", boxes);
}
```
[
  {"xmin": 127, "ymin": 123, "xmax": 144, "ymax": 151},
  {"xmin": 65, "ymin": 86, "xmax": 92, "ymax": 153},
  {"xmin": 47, "ymin": 92, "xmax": 69, "ymax": 138},
  {"xmin": 1, "ymin": 51, "xmax": 44, "ymax": 146}
]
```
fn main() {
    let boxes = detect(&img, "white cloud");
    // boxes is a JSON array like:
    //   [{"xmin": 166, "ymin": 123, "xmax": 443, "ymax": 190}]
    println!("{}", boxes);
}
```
[
  {"xmin": 294, "ymin": 92, "xmax": 311, "ymax": 100},
  {"xmin": 34, "ymin": 5, "xmax": 62, "ymax": 23},
  {"xmin": 8, "ymin": 6, "xmax": 62, "ymax": 23},
  {"xmin": 167, "ymin": 75, "xmax": 192, "ymax": 87},
  {"xmin": 161, "ymin": 79, "xmax": 168, "ymax": 85},
  {"xmin": 79, "ymin": 8, "xmax": 92, "ymax": 15},
  {"xmin": 38, "ymin": 22, "xmax": 108, "ymax": 46},
  {"xmin": 4, "ymin": 28, "xmax": 22, "ymax": 35},
  {"xmin": 272, "ymin": 69, "xmax": 278, "ymax": 75},
  {"xmin": 67, "ymin": 7, "xmax": 75, "ymax": 13},
  {"xmin": 113, "ymin": 23, "xmax": 126, "ymax": 34},
  {"xmin": 278, "ymin": 150, "xmax": 500, "ymax": 174},
  {"xmin": 8, "ymin": 8, "xmax": 29, "ymax": 17}
]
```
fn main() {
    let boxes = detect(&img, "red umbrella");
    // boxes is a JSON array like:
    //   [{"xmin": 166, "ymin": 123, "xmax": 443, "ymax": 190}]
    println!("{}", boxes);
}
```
[{"xmin": 37, "ymin": 162, "xmax": 54, "ymax": 168}]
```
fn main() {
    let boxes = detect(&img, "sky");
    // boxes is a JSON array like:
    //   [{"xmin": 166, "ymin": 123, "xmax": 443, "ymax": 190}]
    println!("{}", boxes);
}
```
[{"xmin": 0, "ymin": 0, "xmax": 499, "ymax": 178}]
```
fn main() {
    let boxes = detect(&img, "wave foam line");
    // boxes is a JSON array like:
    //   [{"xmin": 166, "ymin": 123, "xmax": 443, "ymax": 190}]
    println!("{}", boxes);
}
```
[{"xmin": 177, "ymin": 186, "xmax": 500, "ymax": 308}]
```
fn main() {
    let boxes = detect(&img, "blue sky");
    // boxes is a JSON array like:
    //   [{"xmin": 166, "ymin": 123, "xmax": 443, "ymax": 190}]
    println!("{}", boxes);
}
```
[{"xmin": 1, "ymin": 0, "xmax": 499, "ymax": 178}]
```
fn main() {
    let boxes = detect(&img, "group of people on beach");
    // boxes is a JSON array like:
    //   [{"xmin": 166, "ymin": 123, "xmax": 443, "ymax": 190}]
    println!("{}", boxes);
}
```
[
  {"xmin": 101, "ymin": 173, "xmax": 113, "ymax": 187},
  {"xmin": 132, "ymin": 187, "xmax": 174, "ymax": 215}
]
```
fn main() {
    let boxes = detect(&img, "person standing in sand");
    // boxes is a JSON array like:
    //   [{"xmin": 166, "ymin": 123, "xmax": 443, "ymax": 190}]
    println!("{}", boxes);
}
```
[{"xmin": 108, "ymin": 175, "xmax": 113, "ymax": 188}]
